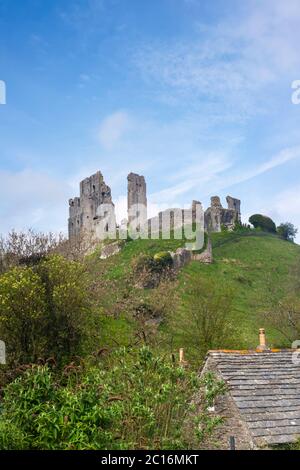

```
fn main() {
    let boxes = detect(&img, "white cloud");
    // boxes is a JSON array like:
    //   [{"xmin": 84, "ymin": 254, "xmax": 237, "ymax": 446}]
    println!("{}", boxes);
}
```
[
  {"xmin": 98, "ymin": 111, "xmax": 132, "ymax": 150},
  {"xmin": 0, "ymin": 170, "xmax": 72, "ymax": 235}
]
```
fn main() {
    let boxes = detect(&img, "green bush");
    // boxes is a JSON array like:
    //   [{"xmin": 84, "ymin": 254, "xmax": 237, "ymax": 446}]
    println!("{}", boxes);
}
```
[
  {"xmin": 0, "ymin": 255, "xmax": 98, "ymax": 367},
  {"xmin": 277, "ymin": 222, "xmax": 298, "ymax": 242},
  {"xmin": 0, "ymin": 347, "xmax": 225, "ymax": 450},
  {"xmin": 131, "ymin": 253, "xmax": 156, "ymax": 273},
  {"xmin": 167, "ymin": 276, "xmax": 235, "ymax": 360},
  {"xmin": 249, "ymin": 214, "xmax": 276, "ymax": 233},
  {"xmin": 132, "ymin": 252, "xmax": 173, "ymax": 275},
  {"xmin": 153, "ymin": 251, "xmax": 173, "ymax": 268},
  {"xmin": 0, "ymin": 421, "xmax": 27, "ymax": 450},
  {"xmin": 0, "ymin": 266, "xmax": 47, "ymax": 364},
  {"xmin": 233, "ymin": 222, "xmax": 251, "ymax": 233},
  {"xmin": 37, "ymin": 255, "xmax": 94, "ymax": 364}
]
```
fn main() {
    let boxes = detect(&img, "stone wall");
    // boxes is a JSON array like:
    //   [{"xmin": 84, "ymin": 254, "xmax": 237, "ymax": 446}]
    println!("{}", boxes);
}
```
[
  {"xmin": 199, "ymin": 356, "xmax": 255, "ymax": 450},
  {"xmin": 204, "ymin": 196, "xmax": 241, "ymax": 232}
]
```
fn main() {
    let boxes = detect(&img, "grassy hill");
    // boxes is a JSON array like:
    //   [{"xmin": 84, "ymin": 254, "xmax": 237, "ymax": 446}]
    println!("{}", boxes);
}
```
[
  {"xmin": 85, "ymin": 231, "xmax": 300, "ymax": 365},
  {"xmin": 181, "ymin": 232, "xmax": 300, "ymax": 349}
]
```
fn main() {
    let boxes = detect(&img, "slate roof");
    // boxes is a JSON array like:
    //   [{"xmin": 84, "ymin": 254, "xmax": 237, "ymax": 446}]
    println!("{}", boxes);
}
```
[{"xmin": 207, "ymin": 350, "xmax": 300, "ymax": 446}]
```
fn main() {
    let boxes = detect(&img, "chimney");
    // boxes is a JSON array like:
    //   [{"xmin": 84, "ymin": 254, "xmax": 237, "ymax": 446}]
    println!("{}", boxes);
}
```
[{"xmin": 257, "ymin": 328, "xmax": 267, "ymax": 351}]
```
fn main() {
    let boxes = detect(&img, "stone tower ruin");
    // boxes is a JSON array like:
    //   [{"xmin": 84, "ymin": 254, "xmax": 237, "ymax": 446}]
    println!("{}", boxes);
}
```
[
  {"xmin": 127, "ymin": 172, "xmax": 147, "ymax": 231},
  {"xmin": 68, "ymin": 171, "xmax": 115, "ymax": 241}
]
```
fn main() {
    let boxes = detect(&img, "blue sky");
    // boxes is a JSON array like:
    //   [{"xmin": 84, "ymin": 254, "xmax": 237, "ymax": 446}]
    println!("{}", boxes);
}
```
[{"xmin": 0, "ymin": 0, "xmax": 300, "ymax": 238}]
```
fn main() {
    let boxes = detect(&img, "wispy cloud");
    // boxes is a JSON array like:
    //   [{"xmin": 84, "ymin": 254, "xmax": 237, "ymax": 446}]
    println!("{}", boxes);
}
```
[
  {"xmin": 59, "ymin": 0, "xmax": 105, "ymax": 30},
  {"xmin": 149, "ymin": 145, "xmax": 300, "ymax": 206},
  {"xmin": 134, "ymin": 0, "xmax": 300, "ymax": 119},
  {"xmin": 98, "ymin": 111, "xmax": 132, "ymax": 150},
  {"xmin": 220, "ymin": 146, "xmax": 300, "ymax": 189},
  {"xmin": 150, "ymin": 151, "xmax": 232, "ymax": 204}
]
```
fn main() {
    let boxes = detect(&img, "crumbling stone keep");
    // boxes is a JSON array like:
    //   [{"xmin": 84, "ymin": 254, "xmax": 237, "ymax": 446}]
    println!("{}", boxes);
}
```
[{"xmin": 68, "ymin": 171, "xmax": 115, "ymax": 241}]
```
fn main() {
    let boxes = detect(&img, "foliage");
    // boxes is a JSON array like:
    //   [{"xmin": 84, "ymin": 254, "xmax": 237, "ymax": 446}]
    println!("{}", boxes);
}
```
[
  {"xmin": 0, "ymin": 266, "xmax": 47, "ymax": 363},
  {"xmin": 131, "ymin": 253, "xmax": 157, "ymax": 274},
  {"xmin": 0, "ymin": 347, "xmax": 224, "ymax": 450},
  {"xmin": 194, "ymin": 372, "xmax": 227, "ymax": 442},
  {"xmin": 167, "ymin": 275, "xmax": 235, "ymax": 360},
  {"xmin": 37, "ymin": 255, "xmax": 96, "ymax": 364},
  {"xmin": 0, "ymin": 421, "xmax": 27, "ymax": 450},
  {"xmin": 233, "ymin": 221, "xmax": 252, "ymax": 233},
  {"xmin": 131, "ymin": 252, "xmax": 174, "ymax": 288},
  {"xmin": 0, "ymin": 229, "xmax": 66, "ymax": 273},
  {"xmin": 153, "ymin": 251, "xmax": 173, "ymax": 268},
  {"xmin": 277, "ymin": 222, "xmax": 298, "ymax": 242},
  {"xmin": 263, "ymin": 294, "xmax": 300, "ymax": 343},
  {"xmin": 249, "ymin": 214, "xmax": 276, "ymax": 233},
  {"xmin": 0, "ymin": 255, "xmax": 97, "ymax": 367}
]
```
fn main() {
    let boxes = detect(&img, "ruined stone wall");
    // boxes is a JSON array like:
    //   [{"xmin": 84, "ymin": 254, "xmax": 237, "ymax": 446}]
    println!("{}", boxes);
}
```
[{"xmin": 204, "ymin": 195, "xmax": 241, "ymax": 232}]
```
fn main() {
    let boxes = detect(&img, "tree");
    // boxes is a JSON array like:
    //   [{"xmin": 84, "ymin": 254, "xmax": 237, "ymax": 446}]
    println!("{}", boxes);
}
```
[
  {"xmin": 168, "ymin": 276, "xmax": 235, "ymax": 359},
  {"xmin": 0, "ymin": 229, "xmax": 66, "ymax": 274},
  {"xmin": 263, "ymin": 295, "xmax": 300, "ymax": 343},
  {"xmin": 249, "ymin": 214, "xmax": 276, "ymax": 233},
  {"xmin": 0, "ymin": 255, "xmax": 97, "ymax": 367},
  {"xmin": 0, "ymin": 267, "xmax": 47, "ymax": 364},
  {"xmin": 36, "ymin": 255, "xmax": 94, "ymax": 364},
  {"xmin": 277, "ymin": 222, "xmax": 298, "ymax": 242}
]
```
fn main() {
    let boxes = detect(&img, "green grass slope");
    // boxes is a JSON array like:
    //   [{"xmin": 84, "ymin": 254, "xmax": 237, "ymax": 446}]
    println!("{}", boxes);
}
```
[
  {"xmin": 86, "ymin": 232, "xmax": 300, "ymax": 359},
  {"xmin": 179, "ymin": 232, "xmax": 300, "ymax": 349}
]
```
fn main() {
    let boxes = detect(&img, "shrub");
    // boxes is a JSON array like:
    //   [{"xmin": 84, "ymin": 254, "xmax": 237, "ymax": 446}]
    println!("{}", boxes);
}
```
[
  {"xmin": 277, "ymin": 222, "xmax": 298, "ymax": 242},
  {"xmin": 233, "ymin": 222, "xmax": 251, "ymax": 232},
  {"xmin": 0, "ymin": 229, "xmax": 66, "ymax": 273},
  {"xmin": 36, "ymin": 255, "xmax": 94, "ymax": 364},
  {"xmin": 167, "ymin": 276, "xmax": 235, "ymax": 360},
  {"xmin": 0, "ymin": 255, "xmax": 97, "ymax": 367},
  {"xmin": 132, "ymin": 253, "xmax": 174, "ymax": 289},
  {"xmin": 0, "ymin": 266, "xmax": 47, "ymax": 364},
  {"xmin": 0, "ymin": 421, "xmax": 27, "ymax": 450},
  {"xmin": 131, "ymin": 254, "xmax": 156, "ymax": 274},
  {"xmin": 263, "ymin": 294, "xmax": 300, "ymax": 343},
  {"xmin": 0, "ymin": 347, "xmax": 225, "ymax": 450},
  {"xmin": 153, "ymin": 251, "xmax": 173, "ymax": 268},
  {"xmin": 249, "ymin": 214, "xmax": 276, "ymax": 233}
]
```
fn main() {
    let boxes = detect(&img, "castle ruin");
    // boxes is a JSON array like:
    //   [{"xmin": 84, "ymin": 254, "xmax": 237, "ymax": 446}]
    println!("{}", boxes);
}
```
[
  {"xmin": 68, "ymin": 170, "xmax": 241, "ymax": 241},
  {"xmin": 127, "ymin": 173, "xmax": 147, "ymax": 231},
  {"xmin": 205, "ymin": 195, "xmax": 241, "ymax": 232},
  {"xmin": 68, "ymin": 171, "xmax": 116, "ymax": 241}
]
